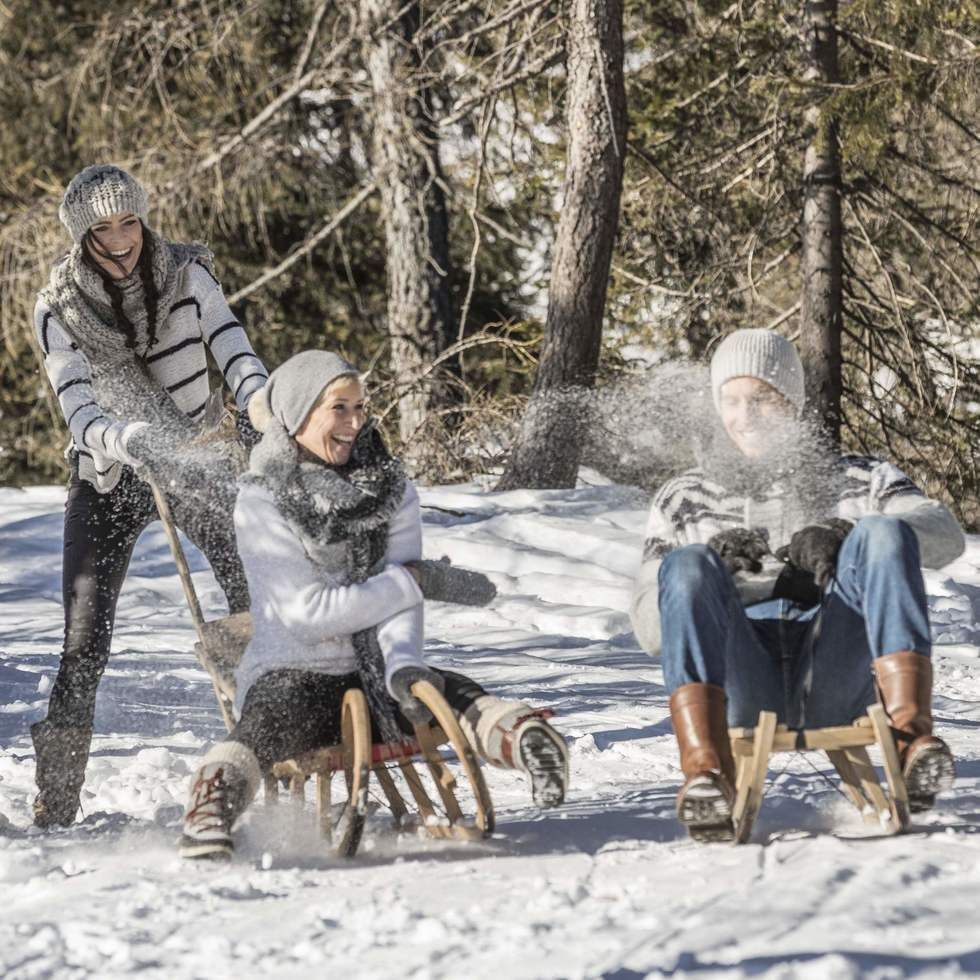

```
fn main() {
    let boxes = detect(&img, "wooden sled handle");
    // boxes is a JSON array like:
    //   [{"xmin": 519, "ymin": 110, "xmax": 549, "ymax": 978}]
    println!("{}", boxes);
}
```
[
  {"xmin": 146, "ymin": 475, "xmax": 206, "ymax": 635},
  {"xmin": 147, "ymin": 474, "xmax": 237, "ymax": 732}
]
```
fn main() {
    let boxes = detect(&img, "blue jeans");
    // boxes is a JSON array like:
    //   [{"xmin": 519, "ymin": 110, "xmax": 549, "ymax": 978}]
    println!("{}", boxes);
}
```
[{"xmin": 658, "ymin": 516, "xmax": 932, "ymax": 729}]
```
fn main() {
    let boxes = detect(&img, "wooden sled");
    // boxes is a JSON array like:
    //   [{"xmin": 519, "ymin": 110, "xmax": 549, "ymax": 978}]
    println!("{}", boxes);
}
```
[
  {"xmin": 728, "ymin": 706, "xmax": 911, "ymax": 844},
  {"xmin": 149, "ymin": 477, "xmax": 495, "ymax": 858},
  {"xmin": 268, "ymin": 681, "xmax": 495, "ymax": 857}
]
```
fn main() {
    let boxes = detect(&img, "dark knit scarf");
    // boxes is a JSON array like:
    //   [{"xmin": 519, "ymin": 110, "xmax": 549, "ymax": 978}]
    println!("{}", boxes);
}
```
[
  {"xmin": 39, "ymin": 230, "xmax": 214, "ymax": 435},
  {"xmin": 243, "ymin": 417, "xmax": 408, "ymax": 741}
]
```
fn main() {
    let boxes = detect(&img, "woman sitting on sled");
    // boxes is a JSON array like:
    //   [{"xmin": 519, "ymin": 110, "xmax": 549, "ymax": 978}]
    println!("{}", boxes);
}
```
[{"xmin": 179, "ymin": 350, "xmax": 569, "ymax": 858}]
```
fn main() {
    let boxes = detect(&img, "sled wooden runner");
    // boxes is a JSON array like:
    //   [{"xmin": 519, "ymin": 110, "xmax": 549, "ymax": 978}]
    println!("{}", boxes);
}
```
[
  {"xmin": 728, "ymin": 705, "xmax": 911, "ymax": 844},
  {"xmin": 148, "ymin": 475, "xmax": 495, "ymax": 859}
]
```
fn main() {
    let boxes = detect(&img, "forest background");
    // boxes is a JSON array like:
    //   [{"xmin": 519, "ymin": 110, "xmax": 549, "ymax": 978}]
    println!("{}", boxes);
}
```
[{"xmin": 0, "ymin": 1, "xmax": 977, "ymax": 521}]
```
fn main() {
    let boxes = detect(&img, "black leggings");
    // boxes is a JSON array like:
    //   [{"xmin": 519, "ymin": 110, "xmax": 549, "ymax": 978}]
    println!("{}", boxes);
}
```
[
  {"xmin": 46, "ymin": 457, "xmax": 249, "ymax": 729},
  {"xmin": 230, "ymin": 669, "xmax": 488, "ymax": 771}
]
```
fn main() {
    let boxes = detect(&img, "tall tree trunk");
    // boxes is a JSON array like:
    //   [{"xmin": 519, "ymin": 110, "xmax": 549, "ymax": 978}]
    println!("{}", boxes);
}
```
[
  {"xmin": 799, "ymin": 0, "xmax": 843, "ymax": 445},
  {"xmin": 362, "ymin": 0, "xmax": 457, "ymax": 452},
  {"xmin": 497, "ymin": 0, "xmax": 627, "ymax": 490}
]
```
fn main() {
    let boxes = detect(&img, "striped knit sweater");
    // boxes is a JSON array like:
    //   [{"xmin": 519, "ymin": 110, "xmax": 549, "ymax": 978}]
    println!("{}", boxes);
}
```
[
  {"xmin": 630, "ymin": 454, "xmax": 965, "ymax": 654},
  {"xmin": 36, "ymin": 259, "xmax": 268, "ymax": 492}
]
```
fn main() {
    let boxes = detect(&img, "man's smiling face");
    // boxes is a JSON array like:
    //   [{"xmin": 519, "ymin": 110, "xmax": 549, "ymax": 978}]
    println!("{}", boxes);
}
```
[{"xmin": 718, "ymin": 376, "xmax": 795, "ymax": 458}]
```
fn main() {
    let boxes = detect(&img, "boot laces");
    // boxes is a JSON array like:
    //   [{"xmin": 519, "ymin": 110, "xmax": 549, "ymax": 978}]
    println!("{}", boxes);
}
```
[{"xmin": 186, "ymin": 767, "xmax": 232, "ymax": 834}]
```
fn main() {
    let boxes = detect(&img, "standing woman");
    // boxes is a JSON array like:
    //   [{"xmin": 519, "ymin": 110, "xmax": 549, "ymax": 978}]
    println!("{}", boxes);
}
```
[{"xmin": 31, "ymin": 164, "xmax": 269, "ymax": 828}]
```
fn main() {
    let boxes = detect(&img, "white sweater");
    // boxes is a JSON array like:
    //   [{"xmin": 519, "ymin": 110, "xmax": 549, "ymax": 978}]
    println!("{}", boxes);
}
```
[
  {"xmin": 232, "ymin": 480, "xmax": 426, "ymax": 714},
  {"xmin": 36, "ymin": 259, "xmax": 268, "ymax": 492}
]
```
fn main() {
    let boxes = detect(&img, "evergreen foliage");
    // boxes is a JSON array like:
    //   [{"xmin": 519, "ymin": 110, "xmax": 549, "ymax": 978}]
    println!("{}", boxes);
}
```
[{"xmin": 613, "ymin": 0, "xmax": 979, "ymax": 522}]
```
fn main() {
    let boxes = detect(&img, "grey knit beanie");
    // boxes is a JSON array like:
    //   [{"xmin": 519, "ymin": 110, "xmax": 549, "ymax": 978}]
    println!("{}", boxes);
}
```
[
  {"xmin": 250, "ymin": 350, "xmax": 360, "ymax": 436},
  {"xmin": 710, "ymin": 328, "xmax": 806, "ymax": 416},
  {"xmin": 59, "ymin": 165, "xmax": 150, "ymax": 243}
]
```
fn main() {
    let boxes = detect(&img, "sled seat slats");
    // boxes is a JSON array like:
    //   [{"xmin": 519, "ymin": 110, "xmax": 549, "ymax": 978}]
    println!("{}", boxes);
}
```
[
  {"xmin": 271, "ymin": 729, "xmax": 449, "ymax": 779},
  {"xmin": 729, "ymin": 717, "xmax": 876, "ymax": 756}
]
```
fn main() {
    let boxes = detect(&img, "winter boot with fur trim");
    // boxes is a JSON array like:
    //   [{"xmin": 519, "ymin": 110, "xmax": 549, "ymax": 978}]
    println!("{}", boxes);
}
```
[
  {"xmin": 31, "ymin": 720, "xmax": 92, "ymax": 828},
  {"xmin": 180, "ymin": 742, "xmax": 261, "ymax": 860},
  {"xmin": 670, "ymin": 683, "xmax": 736, "ymax": 843},
  {"xmin": 873, "ymin": 651, "xmax": 955, "ymax": 812},
  {"xmin": 458, "ymin": 698, "xmax": 569, "ymax": 808}
]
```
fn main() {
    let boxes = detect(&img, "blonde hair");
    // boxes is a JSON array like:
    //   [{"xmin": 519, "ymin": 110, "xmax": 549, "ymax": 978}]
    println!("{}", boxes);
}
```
[
  {"xmin": 246, "ymin": 372, "xmax": 365, "ymax": 434},
  {"xmin": 319, "ymin": 372, "xmax": 364, "ymax": 402}
]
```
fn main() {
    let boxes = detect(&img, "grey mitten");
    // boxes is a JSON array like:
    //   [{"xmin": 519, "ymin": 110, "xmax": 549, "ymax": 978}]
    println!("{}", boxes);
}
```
[
  {"xmin": 410, "ymin": 557, "xmax": 497, "ymax": 606},
  {"xmin": 389, "ymin": 665, "xmax": 445, "ymax": 726},
  {"xmin": 706, "ymin": 527, "xmax": 771, "ymax": 575}
]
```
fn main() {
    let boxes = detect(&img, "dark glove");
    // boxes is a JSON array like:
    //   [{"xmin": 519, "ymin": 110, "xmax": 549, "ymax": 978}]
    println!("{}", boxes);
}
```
[
  {"xmin": 706, "ymin": 527, "xmax": 771, "ymax": 575},
  {"xmin": 408, "ymin": 557, "xmax": 497, "ymax": 606},
  {"xmin": 389, "ymin": 665, "xmax": 445, "ymax": 726},
  {"xmin": 771, "ymin": 563, "xmax": 823, "ymax": 607},
  {"xmin": 235, "ymin": 409, "xmax": 261, "ymax": 451},
  {"xmin": 775, "ymin": 519, "xmax": 853, "ymax": 589}
]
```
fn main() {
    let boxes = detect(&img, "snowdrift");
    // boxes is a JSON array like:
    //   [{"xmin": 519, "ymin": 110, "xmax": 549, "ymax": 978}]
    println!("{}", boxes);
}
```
[{"xmin": 1, "ymin": 480, "xmax": 979, "ymax": 978}]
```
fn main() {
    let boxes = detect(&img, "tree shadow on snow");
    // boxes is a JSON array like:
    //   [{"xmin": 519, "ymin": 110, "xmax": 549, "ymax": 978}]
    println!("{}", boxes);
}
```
[{"xmin": 604, "ymin": 946, "xmax": 980, "ymax": 977}]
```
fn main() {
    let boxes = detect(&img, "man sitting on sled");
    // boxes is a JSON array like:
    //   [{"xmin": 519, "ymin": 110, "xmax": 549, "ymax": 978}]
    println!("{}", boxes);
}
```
[
  {"xmin": 630, "ymin": 328, "xmax": 962, "ymax": 842},
  {"xmin": 179, "ymin": 351, "xmax": 569, "ymax": 859}
]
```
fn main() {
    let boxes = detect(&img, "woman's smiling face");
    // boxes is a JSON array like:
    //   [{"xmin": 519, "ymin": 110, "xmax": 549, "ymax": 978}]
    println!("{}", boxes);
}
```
[
  {"xmin": 294, "ymin": 377, "xmax": 366, "ymax": 465},
  {"xmin": 86, "ymin": 211, "xmax": 143, "ymax": 279}
]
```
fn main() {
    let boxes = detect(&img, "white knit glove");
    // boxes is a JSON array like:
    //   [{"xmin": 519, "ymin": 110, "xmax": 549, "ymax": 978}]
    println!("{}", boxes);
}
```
[{"xmin": 115, "ymin": 421, "xmax": 150, "ymax": 469}]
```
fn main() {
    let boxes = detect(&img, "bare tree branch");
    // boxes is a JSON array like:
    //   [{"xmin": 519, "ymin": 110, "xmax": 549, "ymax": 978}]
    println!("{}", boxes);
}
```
[{"xmin": 226, "ymin": 182, "xmax": 378, "ymax": 305}]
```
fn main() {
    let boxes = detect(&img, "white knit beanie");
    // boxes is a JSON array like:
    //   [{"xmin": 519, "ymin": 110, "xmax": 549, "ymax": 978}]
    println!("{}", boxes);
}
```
[
  {"xmin": 58, "ymin": 165, "xmax": 150, "ymax": 243},
  {"xmin": 710, "ymin": 329, "xmax": 806, "ymax": 416}
]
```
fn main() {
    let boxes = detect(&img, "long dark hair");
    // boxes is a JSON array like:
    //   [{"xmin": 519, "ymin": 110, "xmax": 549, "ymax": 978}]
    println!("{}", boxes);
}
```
[{"xmin": 81, "ymin": 220, "xmax": 160, "ymax": 350}]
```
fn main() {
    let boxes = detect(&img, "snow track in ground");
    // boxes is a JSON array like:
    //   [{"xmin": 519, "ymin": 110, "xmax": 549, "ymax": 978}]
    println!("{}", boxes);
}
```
[{"xmin": 1, "ymin": 481, "xmax": 979, "ymax": 979}]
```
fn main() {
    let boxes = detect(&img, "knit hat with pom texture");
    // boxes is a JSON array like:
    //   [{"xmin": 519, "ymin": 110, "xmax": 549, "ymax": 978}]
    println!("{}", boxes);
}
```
[
  {"xmin": 710, "ymin": 329, "xmax": 806, "ymax": 416},
  {"xmin": 59, "ymin": 165, "xmax": 150, "ymax": 243}
]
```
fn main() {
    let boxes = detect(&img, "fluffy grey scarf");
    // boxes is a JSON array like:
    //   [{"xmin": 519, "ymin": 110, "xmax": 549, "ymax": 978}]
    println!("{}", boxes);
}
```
[
  {"xmin": 243, "ymin": 418, "xmax": 408, "ymax": 741},
  {"xmin": 39, "ymin": 230, "xmax": 213, "ymax": 434}
]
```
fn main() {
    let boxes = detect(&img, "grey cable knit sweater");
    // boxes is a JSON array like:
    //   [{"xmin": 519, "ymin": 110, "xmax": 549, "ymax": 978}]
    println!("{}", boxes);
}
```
[{"xmin": 630, "ymin": 454, "xmax": 965, "ymax": 655}]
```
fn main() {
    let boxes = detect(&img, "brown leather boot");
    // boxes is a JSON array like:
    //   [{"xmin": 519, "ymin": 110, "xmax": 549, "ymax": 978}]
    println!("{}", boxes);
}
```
[
  {"xmin": 669, "ymin": 683, "xmax": 736, "ymax": 842},
  {"xmin": 873, "ymin": 651, "xmax": 955, "ymax": 812}
]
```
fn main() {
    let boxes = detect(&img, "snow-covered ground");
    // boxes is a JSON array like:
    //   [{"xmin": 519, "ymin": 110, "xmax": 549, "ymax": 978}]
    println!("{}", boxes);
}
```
[{"xmin": 1, "ymin": 479, "xmax": 979, "ymax": 979}]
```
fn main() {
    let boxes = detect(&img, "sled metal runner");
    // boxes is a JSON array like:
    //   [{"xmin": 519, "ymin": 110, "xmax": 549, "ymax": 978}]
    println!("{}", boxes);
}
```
[
  {"xmin": 728, "ymin": 708, "xmax": 911, "ymax": 844},
  {"xmin": 149, "ymin": 477, "xmax": 495, "ymax": 858}
]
